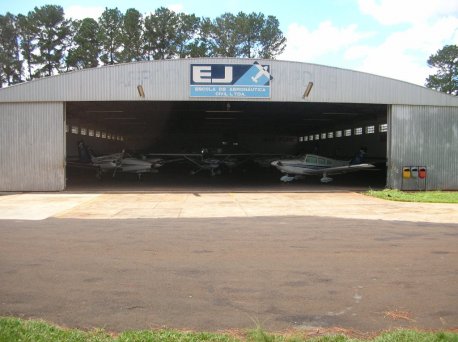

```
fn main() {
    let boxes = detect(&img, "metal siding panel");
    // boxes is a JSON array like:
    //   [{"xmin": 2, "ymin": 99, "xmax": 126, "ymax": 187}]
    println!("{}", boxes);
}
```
[
  {"xmin": 1, "ymin": 59, "xmax": 458, "ymax": 106},
  {"xmin": 0, "ymin": 103, "xmax": 65, "ymax": 191},
  {"xmin": 388, "ymin": 105, "xmax": 458, "ymax": 190}
]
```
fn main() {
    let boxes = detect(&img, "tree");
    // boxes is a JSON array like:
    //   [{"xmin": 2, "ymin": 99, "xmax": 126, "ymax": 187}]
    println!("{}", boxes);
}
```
[
  {"xmin": 144, "ymin": 7, "xmax": 179, "ymax": 60},
  {"xmin": 1, "ymin": 5, "xmax": 289, "ymax": 82},
  {"xmin": 31, "ymin": 5, "xmax": 72, "ymax": 77},
  {"xmin": 16, "ymin": 13, "xmax": 37, "ymax": 80},
  {"xmin": 0, "ymin": 12, "xmax": 23, "ymax": 86},
  {"xmin": 208, "ymin": 13, "xmax": 239, "ymax": 57},
  {"xmin": 98, "ymin": 7, "xmax": 123, "ymax": 65},
  {"xmin": 258, "ymin": 15, "xmax": 286, "ymax": 58},
  {"xmin": 143, "ymin": 7, "xmax": 200, "ymax": 59},
  {"xmin": 66, "ymin": 18, "xmax": 100, "ymax": 70},
  {"xmin": 175, "ymin": 12, "xmax": 201, "ymax": 58},
  {"xmin": 425, "ymin": 44, "xmax": 458, "ymax": 95},
  {"xmin": 237, "ymin": 12, "xmax": 264, "ymax": 58},
  {"xmin": 186, "ymin": 17, "xmax": 213, "ymax": 57},
  {"xmin": 207, "ymin": 12, "xmax": 286, "ymax": 58},
  {"xmin": 119, "ymin": 8, "xmax": 144, "ymax": 62}
]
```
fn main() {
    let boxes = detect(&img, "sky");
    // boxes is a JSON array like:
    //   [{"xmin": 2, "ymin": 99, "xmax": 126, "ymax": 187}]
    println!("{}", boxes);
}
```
[{"xmin": 2, "ymin": 0, "xmax": 458, "ymax": 86}]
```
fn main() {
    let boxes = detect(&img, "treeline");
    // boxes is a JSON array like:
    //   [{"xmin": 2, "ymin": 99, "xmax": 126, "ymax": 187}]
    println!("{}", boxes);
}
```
[{"xmin": 0, "ymin": 5, "xmax": 286, "ymax": 87}]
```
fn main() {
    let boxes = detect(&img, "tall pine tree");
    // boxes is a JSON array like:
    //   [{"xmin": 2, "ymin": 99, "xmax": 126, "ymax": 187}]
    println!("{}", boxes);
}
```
[
  {"xmin": 98, "ymin": 7, "xmax": 123, "ymax": 65},
  {"xmin": 119, "ymin": 8, "xmax": 144, "ymax": 62},
  {"xmin": 16, "ymin": 13, "xmax": 37, "ymax": 80},
  {"xmin": 66, "ymin": 18, "xmax": 100, "ymax": 69},
  {"xmin": 31, "ymin": 5, "xmax": 71, "ymax": 77},
  {"xmin": 0, "ymin": 12, "xmax": 23, "ymax": 86}
]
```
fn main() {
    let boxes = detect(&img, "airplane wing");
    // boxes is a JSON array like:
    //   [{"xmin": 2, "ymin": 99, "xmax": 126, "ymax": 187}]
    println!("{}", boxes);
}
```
[
  {"xmin": 66, "ymin": 159, "xmax": 99, "ymax": 170},
  {"xmin": 301, "ymin": 163, "xmax": 375, "ymax": 176},
  {"xmin": 146, "ymin": 152, "xmax": 281, "ymax": 161},
  {"xmin": 145, "ymin": 153, "xmax": 200, "ymax": 164},
  {"xmin": 146, "ymin": 153, "xmax": 201, "ymax": 157},
  {"xmin": 145, "ymin": 153, "xmax": 219, "ymax": 170}
]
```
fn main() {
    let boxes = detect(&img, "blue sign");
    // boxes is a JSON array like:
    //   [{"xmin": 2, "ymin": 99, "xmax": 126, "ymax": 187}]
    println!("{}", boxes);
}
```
[{"xmin": 190, "ymin": 62, "xmax": 272, "ymax": 98}]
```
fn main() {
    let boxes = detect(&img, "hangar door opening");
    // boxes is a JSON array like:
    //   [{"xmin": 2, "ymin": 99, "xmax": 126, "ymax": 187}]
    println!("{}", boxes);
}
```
[{"xmin": 65, "ymin": 101, "xmax": 388, "ymax": 189}]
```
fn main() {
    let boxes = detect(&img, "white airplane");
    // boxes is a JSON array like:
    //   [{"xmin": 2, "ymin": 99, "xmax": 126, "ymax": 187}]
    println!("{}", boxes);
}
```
[
  {"xmin": 251, "ymin": 62, "xmax": 272, "ymax": 83},
  {"xmin": 270, "ymin": 151, "xmax": 375, "ymax": 183},
  {"xmin": 76, "ymin": 141, "xmax": 164, "ymax": 180}
]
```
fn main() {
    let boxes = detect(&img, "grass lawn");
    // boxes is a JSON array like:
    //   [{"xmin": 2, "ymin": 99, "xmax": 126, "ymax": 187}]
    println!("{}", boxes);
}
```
[
  {"xmin": 1, "ymin": 317, "xmax": 458, "ymax": 342},
  {"xmin": 365, "ymin": 189, "xmax": 458, "ymax": 203}
]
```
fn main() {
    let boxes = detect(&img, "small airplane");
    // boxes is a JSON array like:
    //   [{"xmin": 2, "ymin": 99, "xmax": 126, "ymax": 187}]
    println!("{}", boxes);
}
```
[
  {"xmin": 145, "ymin": 141, "xmax": 287, "ymax": 176},
  {"xmin": 251, "ymin": 62, "xmax": 273, "ymax": 83},
  {"xmin": 146, "ymin": 147, "xmax": 250, "ymax": 176},
  {"xmin": 75, "ymin": 141, "xmax": 164, "ymax": 180},
  {"xmin": 183, "ymin": 150, "xmax": 239, "ymax": 176},
  {"xmin": 270, "ymin": 149, "xmax": 375, "ymax": 183}
]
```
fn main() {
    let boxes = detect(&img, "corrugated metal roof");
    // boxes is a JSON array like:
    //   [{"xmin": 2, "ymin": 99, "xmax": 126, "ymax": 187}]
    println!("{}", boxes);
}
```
[{"xmin": 1, "ymin": 58, "xmax": 457, "ymax": 106}]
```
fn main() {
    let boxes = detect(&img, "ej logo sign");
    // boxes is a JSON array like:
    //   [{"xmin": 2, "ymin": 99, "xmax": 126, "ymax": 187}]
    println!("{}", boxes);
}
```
[
  {"xmin": 192, "ymin": 66, "xmax": 233, "ymax": 84},
  {"xmin": 190, "ymin": 63, "xmax": 272, "ymax": 98}
]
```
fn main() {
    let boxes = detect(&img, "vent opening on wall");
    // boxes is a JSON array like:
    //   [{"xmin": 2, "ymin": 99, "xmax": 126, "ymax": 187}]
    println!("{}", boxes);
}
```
[
  {"xmin": 303, "ymin": 82, "xmax": 314, "ymax": 98},
  {"xmin": 137, "ymin": 85, "xmax": 145, "ymax": 98}
]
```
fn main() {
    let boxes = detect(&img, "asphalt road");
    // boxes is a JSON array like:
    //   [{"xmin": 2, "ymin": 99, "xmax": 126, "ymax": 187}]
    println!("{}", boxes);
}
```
[{"xmin": 1, "ymin": 215, "xmax": 457, "ymax": 333}]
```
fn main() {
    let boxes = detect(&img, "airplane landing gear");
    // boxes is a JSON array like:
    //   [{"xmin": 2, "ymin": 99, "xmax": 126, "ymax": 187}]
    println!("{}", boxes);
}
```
[
  {"xmin": 320, "ymin": 173, "xmax": 333, "ymax": 183},
  {"xmin": 280, "ymin": 175, "xmax": 295, "ymax": 182},
  {"xmin": 96, "ymin": 168, "xmax": 103, "ymax": 180}
]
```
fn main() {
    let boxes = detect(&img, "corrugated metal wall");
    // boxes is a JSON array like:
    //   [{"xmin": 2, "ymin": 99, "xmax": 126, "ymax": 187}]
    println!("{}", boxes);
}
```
[
  {"xmin": 387, "ymin": 105, "xmax": 458, "ymax": 190},
  {"xmin": 1, "ymin": 59, "xmax": 458, "ymax": 106},
  {"xmin": 0, "ymin": 103, "xmax": 65, "ymax": 191}
]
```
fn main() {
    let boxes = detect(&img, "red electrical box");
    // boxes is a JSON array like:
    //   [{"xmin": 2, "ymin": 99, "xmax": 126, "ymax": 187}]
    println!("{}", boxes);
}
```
[{"xmin": 419, "ymin": 167, "xmax": 427, "ymax": 179}]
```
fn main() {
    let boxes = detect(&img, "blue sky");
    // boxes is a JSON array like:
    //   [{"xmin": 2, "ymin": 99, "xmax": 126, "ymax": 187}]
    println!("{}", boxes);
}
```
[{"xmin": 2, "ymin": 0, "xmax": 458, "ymax": 85}]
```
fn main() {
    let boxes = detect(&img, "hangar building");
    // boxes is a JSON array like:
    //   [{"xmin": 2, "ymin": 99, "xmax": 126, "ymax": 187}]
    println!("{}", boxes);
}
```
[{"xmin": 0, "ymin": 58, "xmax": 457, "ymax": 191}]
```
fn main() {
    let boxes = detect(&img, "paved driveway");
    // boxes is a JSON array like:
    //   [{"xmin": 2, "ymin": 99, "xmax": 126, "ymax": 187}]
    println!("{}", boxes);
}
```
[
  {"xmin": 1, "ymin": 192, "xmax": 457, "ymax": 223},
  {"xmin": 0, "ymin": 192, "xmax": 457, "ymax": 333}
]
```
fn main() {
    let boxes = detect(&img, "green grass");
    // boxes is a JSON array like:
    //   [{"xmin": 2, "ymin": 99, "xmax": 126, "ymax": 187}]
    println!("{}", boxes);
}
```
[
  {"xmin": 1, "ymin": 317, "xmax": 458, "ymax": 342},
  {"xmin": 365, "ymin": 189, "xmax": 458, "ymax": 203},
  {"xmin": 0, "ymin": 317, "xmax": 112, "ymax": 342}
]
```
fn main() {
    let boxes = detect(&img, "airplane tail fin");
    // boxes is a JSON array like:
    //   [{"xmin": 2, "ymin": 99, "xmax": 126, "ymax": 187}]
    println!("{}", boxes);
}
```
[{"xmin": 77, "ymin": 140, "xmax": 93, "ymax": 163}]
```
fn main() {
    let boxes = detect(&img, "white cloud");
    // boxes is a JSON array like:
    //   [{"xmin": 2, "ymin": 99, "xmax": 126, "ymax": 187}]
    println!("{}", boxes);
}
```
[
  {"xmin": 65, "ymin": 5, "xmax": 104, "ymax": 20},
  {"xmin": 281, "ymin": 21, "xmax": 372, "ymax": 62},
  {"xmin": 358, "ymin": 0, "xmax": 458, "ymax": 25},
  {"xmin": 350, "ymin": 44, "xmax": 431, "ymax": 85},
  {"xmin": 167, "ymin": 4, "xmax": 184, "ymax": 13},
  {"xmin": 349, "ymin": 5, "xmax": 458, "ymax": 84},
  {"xmin": 281, "ymin": 2, "xmax": 458, "ymax": 86}
]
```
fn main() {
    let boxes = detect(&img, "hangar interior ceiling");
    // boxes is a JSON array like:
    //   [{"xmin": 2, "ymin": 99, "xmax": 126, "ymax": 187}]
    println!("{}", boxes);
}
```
[{"xmin": 66, "ymin": 100, "xmax": 387, "ymax": 159}]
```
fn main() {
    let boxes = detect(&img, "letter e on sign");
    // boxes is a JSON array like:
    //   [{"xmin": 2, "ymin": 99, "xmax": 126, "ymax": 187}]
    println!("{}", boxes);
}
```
[{"xmin": 193, "ymin": 66, "xmax": 211, "ymax": 83}]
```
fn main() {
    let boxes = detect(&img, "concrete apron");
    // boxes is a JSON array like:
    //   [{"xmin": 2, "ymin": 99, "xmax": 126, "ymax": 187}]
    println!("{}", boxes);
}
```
[{"xmin": 0, "ymin": 192, "xmax": 457, "ymax": 223}]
